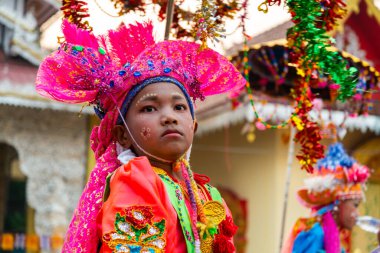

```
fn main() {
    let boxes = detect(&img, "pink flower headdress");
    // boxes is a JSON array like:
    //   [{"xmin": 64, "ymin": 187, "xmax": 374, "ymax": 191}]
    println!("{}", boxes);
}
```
[
  {"xmin": 36, "ymin": 20, "xmax": 246, "ymax": 252},
  {"xmin": 282, "ymin": 143, "xmax": 370, "ymax": 253},
  {"xmin": 297, "ymin": 142, "xmax": 370, "ymax": 209}
]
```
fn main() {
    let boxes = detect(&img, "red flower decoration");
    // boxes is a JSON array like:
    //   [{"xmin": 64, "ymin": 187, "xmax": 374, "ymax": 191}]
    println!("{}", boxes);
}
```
[
  {"xmin": 213, "ymin": 234, "xmax": 235, "ymax": 253},
  {"xmin": 124, "ymin": 206, "xmax": 154, "ymax": 229},
  {"xmin": 219, "ymin": 217, "xmax": 238, "ymax": 237}
]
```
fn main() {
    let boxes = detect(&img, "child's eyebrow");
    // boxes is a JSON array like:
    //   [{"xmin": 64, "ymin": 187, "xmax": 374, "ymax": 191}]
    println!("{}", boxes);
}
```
[
  {"xmin": 136, "ymin": 92, "xmax": 186, "ymax": 106},
  {"xmin": 171, "ymin": 92, "xmax": 186, "ymax": 100},
  {"xmin": 135, "ymin": 93, "xmax": 157, "ymax": 106}
]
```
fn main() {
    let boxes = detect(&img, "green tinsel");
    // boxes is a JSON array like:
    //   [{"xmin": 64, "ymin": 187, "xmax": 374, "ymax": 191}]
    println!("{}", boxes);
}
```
[{"xmin": 286, "ymin": 0, "xmax": 358, "ymax": 101}]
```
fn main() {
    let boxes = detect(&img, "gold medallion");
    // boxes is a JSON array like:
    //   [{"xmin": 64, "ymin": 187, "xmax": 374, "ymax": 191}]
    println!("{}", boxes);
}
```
[{"xmin": 203, "ymin": 201, "xmax": 226, "ymax": 226}]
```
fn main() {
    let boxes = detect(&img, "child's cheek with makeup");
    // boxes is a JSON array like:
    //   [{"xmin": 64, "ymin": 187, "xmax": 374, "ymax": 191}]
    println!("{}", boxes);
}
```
[{"xmin": 140, "ymin": 127, "xmax": 151, "ymax": 140}]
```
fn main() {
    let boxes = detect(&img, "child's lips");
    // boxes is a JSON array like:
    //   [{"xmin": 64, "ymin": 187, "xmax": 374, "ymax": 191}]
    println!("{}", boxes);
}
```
[{"xmin": 161, "ymin": 129, "xmax": 183, "ymax": 137}]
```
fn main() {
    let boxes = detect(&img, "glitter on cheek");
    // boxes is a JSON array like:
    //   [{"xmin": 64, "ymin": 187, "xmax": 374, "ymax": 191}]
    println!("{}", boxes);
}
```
[{"xmin": 140, "ymin": 127, "xmax": 151, "ymax": 140}]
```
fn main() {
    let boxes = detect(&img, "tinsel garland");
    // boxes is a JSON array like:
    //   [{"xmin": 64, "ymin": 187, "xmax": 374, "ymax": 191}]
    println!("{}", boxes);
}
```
[
  {"xmin": 189, "ymin": 0, "xmax": 226, "ymax": 48},
  {"xmin": 286, "ymin": 0, "xmax": 358, "ymax": 102},
  {"xmin": 257, "ymin": 0, "xmax": 358, "ymax": 172},
  {"xmin": 192, "ymin": 0, "xmax": 241, "ymax": 46},
  {"xmin": 291, "ymin": 76, "xmax": 324, "ymax": 173},
  {"xmin": 61, "ymin": 0, "xmax": 92, "ymax": 31},
  {"xmin": 286, "ymin": 0, "xmax": 357, "ymax": 172}
]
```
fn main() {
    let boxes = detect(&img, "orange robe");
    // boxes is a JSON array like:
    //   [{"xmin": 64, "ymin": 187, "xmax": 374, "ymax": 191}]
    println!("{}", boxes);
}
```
[{"xmin": 97, "ymin": 156, "xmax": 234, "ymax": 253}]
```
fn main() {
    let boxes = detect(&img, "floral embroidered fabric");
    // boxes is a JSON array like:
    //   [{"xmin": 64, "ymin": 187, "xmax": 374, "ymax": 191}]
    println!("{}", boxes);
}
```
[{"xmin": 103, "ymin": 206, "xmax": 166, "ymax": 253}]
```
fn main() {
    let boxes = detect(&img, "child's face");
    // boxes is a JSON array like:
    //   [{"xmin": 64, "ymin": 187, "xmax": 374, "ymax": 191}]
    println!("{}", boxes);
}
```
[
  {"xmin": 337, "ymin": 198, "xmax": 361, "ymax": 230},
  {"xmin": 123, "ymin": 82, "xmax": 196, "ymax": 162}
]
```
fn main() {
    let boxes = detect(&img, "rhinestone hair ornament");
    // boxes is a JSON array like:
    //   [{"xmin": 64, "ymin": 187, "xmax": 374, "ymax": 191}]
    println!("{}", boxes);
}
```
[{"xmin": 35, "ymin": 20, "xmax": 246, "ymax": 252}]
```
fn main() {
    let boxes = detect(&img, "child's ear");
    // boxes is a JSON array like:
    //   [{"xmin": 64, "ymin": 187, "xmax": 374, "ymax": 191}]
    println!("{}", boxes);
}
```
[
  {"xmin": 112, "ymin": 125, "xmax": 132, "ymax": 148},
  {"xmin": 193, "ymin": 120, "xmax": 198, "ymax": 134}
]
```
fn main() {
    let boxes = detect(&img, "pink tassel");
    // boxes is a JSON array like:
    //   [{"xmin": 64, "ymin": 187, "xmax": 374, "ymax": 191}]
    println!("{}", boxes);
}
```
[{"xmin": 322, "ymin": 211, "xmax": 340, "ymax": 253}]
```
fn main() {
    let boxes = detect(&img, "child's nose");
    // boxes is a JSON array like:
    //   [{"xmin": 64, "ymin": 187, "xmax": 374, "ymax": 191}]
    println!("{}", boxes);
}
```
[
  {"xmin": 161, "ymin": 110, "xmax": 178, "ymax": 125},
  {"xmin": 162, "ymin": 116, "xmax": 178, "ymax": 125}
]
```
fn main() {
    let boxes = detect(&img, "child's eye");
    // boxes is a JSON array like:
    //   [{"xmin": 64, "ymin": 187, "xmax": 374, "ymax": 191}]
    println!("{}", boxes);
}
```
[
  {"xmin": 175, "ymin": 104, "xmax": 187, "ymax": 111},
  {"xmin": 141, "ymin": 106, "xmax": 156, "ymax": 113}
]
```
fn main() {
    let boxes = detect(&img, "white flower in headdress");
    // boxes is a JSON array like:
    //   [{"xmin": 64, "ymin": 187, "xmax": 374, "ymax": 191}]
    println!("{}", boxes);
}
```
[{"xmin": 304, "ymin": 174, "xmax": 337, "ymax": 193}]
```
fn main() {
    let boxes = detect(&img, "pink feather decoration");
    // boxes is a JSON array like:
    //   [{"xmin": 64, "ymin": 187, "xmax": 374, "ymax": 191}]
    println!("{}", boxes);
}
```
[
  {"xmin": 107, "ymin": 21, "xmax": 155, "ymax": 67},
  {"xmin": 62, "ymin": 19, "xmax": 99, "ymax": 49}
]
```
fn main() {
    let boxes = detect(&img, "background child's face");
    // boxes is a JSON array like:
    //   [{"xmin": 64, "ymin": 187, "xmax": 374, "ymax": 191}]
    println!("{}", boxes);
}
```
[
  {"xmin": 124, "ymin": 82, "xmax": 196, "ymax": 162},
  {"xmin": 337, "ymin": 198, "xmax": 361, "ymax": 230}
]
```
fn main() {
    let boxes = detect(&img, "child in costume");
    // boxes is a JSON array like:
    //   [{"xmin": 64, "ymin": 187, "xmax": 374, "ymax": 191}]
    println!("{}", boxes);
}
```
[
  {"xmin": 36, "ymin": 20, "xmax": 245, "ymax": 253},
  {"xmin": 281, "ymin": 143, "xmax": 370, "ymax": 253}
]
